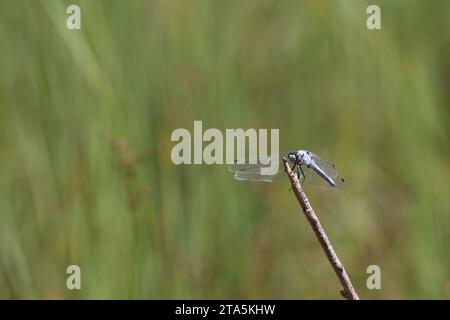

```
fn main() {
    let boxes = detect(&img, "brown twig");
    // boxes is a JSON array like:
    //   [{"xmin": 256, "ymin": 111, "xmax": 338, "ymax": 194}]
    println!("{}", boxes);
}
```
[{"xmin": 282, "ymin": 158, "xmax": 359, "ymax": 300}]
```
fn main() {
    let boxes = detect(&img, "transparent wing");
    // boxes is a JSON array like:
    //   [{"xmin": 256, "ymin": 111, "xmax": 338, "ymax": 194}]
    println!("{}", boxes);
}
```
[
  {"xmin": 307, "ymin": 153, "xmax": 344, "ymax": 189},
  {"xmin": 229, "ymin": 152, "xmax": 289, "ymax": 182},
  {"xmin": 303, "ymin": 167, "xmax": 339, "ymax": 188},
  {"xmin": 234, "ymin": 171, "xmax": 286, "ymax": 182}
]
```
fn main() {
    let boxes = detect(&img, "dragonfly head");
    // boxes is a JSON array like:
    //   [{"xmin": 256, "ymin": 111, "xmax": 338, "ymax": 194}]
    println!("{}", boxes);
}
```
[{"xmin": 288, "ymin": 152, "xmax": 297, "ymax": 163}]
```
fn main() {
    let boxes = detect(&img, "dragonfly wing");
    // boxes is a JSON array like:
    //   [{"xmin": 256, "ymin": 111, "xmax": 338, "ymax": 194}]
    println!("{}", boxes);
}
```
[
  {"xmin": 303, "ymin": 167, "xmax": 337, "ymax": 188},
  {"xmin": 308, "ymin": 153, "xmax": 344, "ymax": 188},
  {"xmin": 234, "ymin": 171, "xmax": 286, "ymax": 182},
  {"xmin": 228, "ymin": 158, "xmax": 266, "ymax": 173},
  {"xmin": 229, "ymin": 153, "xmax": 289, "ymax": 182}
]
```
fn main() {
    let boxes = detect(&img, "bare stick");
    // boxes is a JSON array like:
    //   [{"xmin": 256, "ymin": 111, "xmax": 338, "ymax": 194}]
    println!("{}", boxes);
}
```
[{"xmin": 282, "ymin": 158, "xmax": 359, "ymax": 300}]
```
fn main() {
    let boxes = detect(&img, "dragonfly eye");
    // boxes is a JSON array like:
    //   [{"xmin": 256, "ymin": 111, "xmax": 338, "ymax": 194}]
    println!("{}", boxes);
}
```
[{"xmin": 288, "ymin": 153, "xmax": 296, "ymax": 162}]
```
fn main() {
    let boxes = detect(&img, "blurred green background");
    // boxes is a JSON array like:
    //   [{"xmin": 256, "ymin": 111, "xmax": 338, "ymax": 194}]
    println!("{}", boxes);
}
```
[{"xmin": 0, "ymin": 0, "xmax": 449, "ymax": 299}]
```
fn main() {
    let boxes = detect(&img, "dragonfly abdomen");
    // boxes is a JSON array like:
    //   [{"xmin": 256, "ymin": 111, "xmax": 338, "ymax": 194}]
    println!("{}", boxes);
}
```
[{"xmin": 311, "ymin": 164, "xmax": 336, "ymax": 187}]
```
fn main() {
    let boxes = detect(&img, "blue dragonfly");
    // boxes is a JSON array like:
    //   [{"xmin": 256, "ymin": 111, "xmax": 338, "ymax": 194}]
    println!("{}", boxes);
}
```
[{"xmin": 229, "ymin": 150, "xmax": 344, "ymax": 188}]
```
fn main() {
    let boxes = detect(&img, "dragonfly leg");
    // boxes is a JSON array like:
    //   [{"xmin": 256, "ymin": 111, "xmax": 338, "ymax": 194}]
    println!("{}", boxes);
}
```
[
  {"xmin": 289, "ymin": 163, "xmax": 297, "ymax": 191},
  {"xmin": 299, "ymin": 165, "xmax": 305, "ymax": 186},
  {"xmin": 294, "ymin": 164, "xmax": 300, "ymax": 181},
  {"xmin": 291, "ymin": 163, "xmax": 297, "ymax": 175}
]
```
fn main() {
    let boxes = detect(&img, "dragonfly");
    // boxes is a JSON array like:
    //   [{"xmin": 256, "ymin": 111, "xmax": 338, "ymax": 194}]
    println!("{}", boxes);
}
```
[{"xmin": 229, "ymin": 150, "xmax": 344, "ymax": 188}]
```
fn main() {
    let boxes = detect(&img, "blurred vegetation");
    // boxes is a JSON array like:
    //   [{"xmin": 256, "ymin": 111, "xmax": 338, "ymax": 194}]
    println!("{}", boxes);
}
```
[{"xmin": 0, "ymin": 0, "xmax": 449, "ymax": 299}]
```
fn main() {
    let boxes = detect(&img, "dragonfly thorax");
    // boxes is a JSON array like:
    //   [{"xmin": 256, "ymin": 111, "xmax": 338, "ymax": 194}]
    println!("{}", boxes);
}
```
[{"xmin": 288, "ymin": 150, "xmax": 313, "ymax": 166}]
